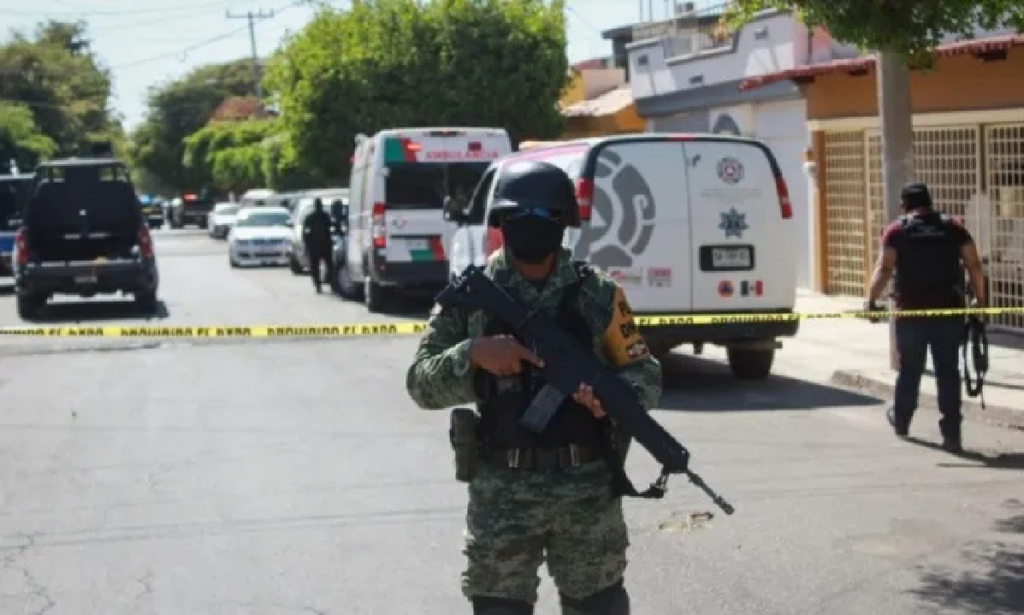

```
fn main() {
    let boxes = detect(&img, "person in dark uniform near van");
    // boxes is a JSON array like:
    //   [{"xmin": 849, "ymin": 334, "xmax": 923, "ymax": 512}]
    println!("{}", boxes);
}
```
[
  {"xmin": 866, "ymin": 182, "xmax": 986, "ymax": 452},
  {"xmin": 302, "ymin": 198, "xmax": 334, "ymax": 293},
  {"xmin": 406, "ymin": 161, "xmax": 661, "ymax": 615}
]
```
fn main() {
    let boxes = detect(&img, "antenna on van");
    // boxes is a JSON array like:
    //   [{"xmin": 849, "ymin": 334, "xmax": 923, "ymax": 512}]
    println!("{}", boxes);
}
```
[{"xmin": 355, "ymin": 133, "xmax": 368, "ymax": 144}]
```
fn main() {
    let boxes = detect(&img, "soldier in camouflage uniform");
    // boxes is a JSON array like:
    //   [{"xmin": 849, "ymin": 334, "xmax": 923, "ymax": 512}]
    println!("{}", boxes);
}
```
[{"xmin": 406, "ymin": 161, "xmax": 662, "ymax": 615}]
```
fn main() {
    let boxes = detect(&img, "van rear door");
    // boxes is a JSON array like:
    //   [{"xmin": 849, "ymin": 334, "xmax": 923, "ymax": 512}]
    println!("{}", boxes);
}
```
[
  {"xmin": 572, "ymin": 139, "xmax": 693, "ymax": 312},
  {"xmin": 682, "ymin": 139, "xmax": 796, "ymax": 312},
  {"xmin": 380, "ymin": 133, "xmax": 507, "ymax": 267}
]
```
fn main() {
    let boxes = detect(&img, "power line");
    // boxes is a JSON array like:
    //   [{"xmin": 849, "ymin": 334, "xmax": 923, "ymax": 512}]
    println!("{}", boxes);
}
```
[
  {"xmin": 109, "ymin": 24, "xmax": 254, "ymax": 70},
  {"xmin": 105, "ymin": 1, "xmax": 301, "ymax": 71},
  {"xmin": 88, "ymin": 1, "xmax": 258, "ymax": 34},
  {"xmin": 0, "ymin": 1, "xmax": 244, "ymax": 17},
  {"xmin": 225, "ymin": 8, "xmax": 277, "ymax": 103}
]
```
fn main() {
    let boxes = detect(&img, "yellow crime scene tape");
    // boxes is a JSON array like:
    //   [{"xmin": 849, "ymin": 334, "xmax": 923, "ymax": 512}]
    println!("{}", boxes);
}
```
[{"xmin": 1, "ymin": 307, "xmax": 1023, "ymax": 338}]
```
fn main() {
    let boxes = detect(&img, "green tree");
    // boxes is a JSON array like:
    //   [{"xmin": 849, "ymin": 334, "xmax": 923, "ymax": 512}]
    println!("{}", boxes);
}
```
[
  {"xmin": 726, "ymin": 1, "xmax": 1024, "ymax": 59},
  {"xmin": 127, "ymin": 58, "xmax": 256, "ymax": 192},
  {"xmin": 0, "ymin": 102, "xmax": 57, "ymax": 171},
  {"xmin": 0, "ymin": 20, "xmax": 122, "ymax": 164},
  {"xmin": 183, "ymin": 118, "xmax": 279, "ymax": 193},
  {"xmin": 263, "ymin": 0, "xmax": 568, "ymax": 180}
]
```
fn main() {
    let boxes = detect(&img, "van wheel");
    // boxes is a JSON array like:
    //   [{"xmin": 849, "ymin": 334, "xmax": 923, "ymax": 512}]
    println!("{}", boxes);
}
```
[
  {"xmin": 364, "ymin": 278, "xmax": 388, "ymax": 313},
  {"xmin": 727, "ymin": 347, "xmax": 775, "ymax": 380},
  {"xmin": 289, "ymin": 254, "xmax": 303, "ymax": 275},
  {"xmin": 16, "ymin": 293, "xmax": 45, "ymax": 320}
]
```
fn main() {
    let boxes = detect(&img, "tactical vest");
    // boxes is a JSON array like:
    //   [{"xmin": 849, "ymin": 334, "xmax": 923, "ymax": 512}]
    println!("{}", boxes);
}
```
[
  {"xmin": 473, "ymin": 263, "xmax": 605, "ymax": 451},
  {"xmin": 892, "ymin": 211, "xmax": 964, "ymax": 308}
]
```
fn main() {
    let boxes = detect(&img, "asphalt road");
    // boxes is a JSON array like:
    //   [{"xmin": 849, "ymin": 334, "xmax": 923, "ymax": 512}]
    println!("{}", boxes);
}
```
[{"xmin": 1, "ymin": 231, "xmax": 1022, "ymax": 614}]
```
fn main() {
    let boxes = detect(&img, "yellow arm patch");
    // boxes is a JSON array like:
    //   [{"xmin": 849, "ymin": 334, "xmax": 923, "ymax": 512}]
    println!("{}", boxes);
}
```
[{"xmin": 601, "ymin": 286, "xmax": 650, "ymax": 366}]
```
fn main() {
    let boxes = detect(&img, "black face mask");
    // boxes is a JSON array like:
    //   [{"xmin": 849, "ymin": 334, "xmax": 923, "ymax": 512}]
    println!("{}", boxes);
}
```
[{"xmin": 501, "ymin": 215, "xmax": 565, "ymax": 264}]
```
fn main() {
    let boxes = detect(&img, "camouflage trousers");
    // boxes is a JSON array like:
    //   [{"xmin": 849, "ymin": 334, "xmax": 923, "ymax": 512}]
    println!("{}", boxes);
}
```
[{"xmin": 460, "ymin": 459, "xmax": 629, "ymax": 604}]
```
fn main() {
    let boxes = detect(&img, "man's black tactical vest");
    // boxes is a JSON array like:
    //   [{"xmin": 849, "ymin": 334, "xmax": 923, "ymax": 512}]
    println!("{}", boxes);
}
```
[
  {"xmin": 473, "ymin": 263, "xmax": 605, "ymax": 451},
  {"xmin": 891, "ymin": 210, "xmax": 964, "ymax": 309}
]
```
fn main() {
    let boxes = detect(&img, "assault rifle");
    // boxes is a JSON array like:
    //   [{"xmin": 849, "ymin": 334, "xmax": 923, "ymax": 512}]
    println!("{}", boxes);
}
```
[{"xmin": 435, "ymin": 265, "xmax": 735, "ymax": 515}]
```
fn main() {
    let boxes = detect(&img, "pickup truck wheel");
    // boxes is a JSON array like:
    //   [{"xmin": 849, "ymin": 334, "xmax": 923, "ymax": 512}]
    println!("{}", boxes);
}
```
[
  {"xmin": 16, "ymin": 293, "xmax": 44, "ymax": 320},
  {"xmin": 135, "ymin": 290, "xmax": 158, "ymax": 314},
  {"xmin": 727, "ymin": 347, "xmax": 775, "ymax": 380},
  {"xmin": 364, "ymin": 278, "xmax": 388, "ymax": 313}
]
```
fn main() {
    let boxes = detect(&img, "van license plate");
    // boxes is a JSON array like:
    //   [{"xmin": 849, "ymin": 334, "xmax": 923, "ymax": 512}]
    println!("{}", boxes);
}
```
[
  {"xmin": 712, "ymin": 248, "xmax": 751, "ymax": 268},
  {"xmin": 404, "ymin": 239, "xmax": 428, "ymax": 250},
  {"xmin": 75, "ymin": 275, "xmax": 98, "ymax": 284}
]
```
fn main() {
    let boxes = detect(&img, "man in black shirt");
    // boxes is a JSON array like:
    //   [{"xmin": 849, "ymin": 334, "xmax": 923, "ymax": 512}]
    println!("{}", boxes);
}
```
[
  {"xmin": 866, "ymin": 183, "xmax": 985, "ymax": 452},
  {"xmin": 302, "ymin": 199, "xmax": 334, "ymax": 293}
]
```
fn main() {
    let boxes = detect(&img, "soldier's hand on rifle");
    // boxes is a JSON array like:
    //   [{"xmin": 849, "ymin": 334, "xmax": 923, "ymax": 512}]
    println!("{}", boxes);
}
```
[
  {"xmin": 469, "ymin": 335, "xmax": 545, "ymax": 376},
  {"xmin": 573, "ymin": 384, "xmax": 606, "ymax": 419}
]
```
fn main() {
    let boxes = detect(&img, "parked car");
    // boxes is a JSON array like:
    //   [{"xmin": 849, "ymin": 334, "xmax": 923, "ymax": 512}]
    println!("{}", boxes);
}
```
[
  {"xmin": 12, "ymin": 157, "xmax": 160, "ymax": 318},
  {"xmin": 208, "ymin": 202, "xmax": 240, "ymax": 239},
  {"xmin": 139, "ymin": 195, "xmax": 164, "ymax": 229},
  {"xmin": 330, "ymin": 228, "xmax": 348, "ymax": 295},
  {"xmin": 227, "ymin": 206, "xmax": 292, "ymax": 268},
  {"xmin": 286, "ymin": 191, "xmax": 349, "ymax": 274},
  {"xmin": 169, "ymin": 192, "xmax": 214, "ymax": 229},
  {"xmin": 0, "ymin": 172, "xmax": 33, "ymax": 279}
]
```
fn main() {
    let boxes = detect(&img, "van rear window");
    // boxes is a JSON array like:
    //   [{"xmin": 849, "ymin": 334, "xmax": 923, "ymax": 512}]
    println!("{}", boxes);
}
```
[
  {"xmin": 385, "ymin": 162, "xmax": 489, "ymax": 210},
  {"xmin": 509, "ymin": 147, "xmax": 586, "ymax": 179}
]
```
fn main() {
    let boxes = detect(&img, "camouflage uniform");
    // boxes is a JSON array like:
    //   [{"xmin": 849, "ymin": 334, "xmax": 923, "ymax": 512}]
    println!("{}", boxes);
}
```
[{"xmin": 406, "ymin": 247, "xmax": 662, "ymax": 607}]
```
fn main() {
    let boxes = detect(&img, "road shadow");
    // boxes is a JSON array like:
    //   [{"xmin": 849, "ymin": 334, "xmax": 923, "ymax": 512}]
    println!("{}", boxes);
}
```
[
  {"xmin": 903, "ymin": 437, "xmax": 1024, "ymax": 471},
  {"xmin": 657, "ymin": 352, "xmax": 882, "ymax": 412},
  {"xmin": 909, "ymin": 500, "xmax": 1024, "ymax": 614},
  {"xmin": 25, "ymin": 298, "xmax": 171, "ymax": 323},
  {"xmin": 330, "ymin": 290, "xmax": 432, "ymax": 319}
]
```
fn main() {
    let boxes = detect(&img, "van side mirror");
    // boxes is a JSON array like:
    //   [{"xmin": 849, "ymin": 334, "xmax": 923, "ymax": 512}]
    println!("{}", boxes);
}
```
[{"xmin": 443, "ymin": 196, "xmax": 465, "ymax": 222}]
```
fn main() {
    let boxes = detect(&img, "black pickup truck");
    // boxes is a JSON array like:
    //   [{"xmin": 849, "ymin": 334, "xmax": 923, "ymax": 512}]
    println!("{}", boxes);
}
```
[{"xmin": 12, "ymin": 157, "xmax": 160, "ymax": 319}]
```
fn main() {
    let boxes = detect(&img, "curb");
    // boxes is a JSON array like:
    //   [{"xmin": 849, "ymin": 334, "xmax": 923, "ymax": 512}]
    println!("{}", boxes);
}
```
[{"xmin": 830, "ymin": 370, "xmax": 1024, "ymax": 431}]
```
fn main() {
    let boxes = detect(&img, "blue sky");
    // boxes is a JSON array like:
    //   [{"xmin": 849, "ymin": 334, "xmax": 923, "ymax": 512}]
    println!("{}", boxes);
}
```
[{"xmin": 1, "ymin": 0, "xmax": 701, "ymax": 131}]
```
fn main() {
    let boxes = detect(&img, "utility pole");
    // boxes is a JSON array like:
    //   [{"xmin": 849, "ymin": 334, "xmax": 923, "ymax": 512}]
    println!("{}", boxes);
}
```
[
  {"xmin": 876, "ymin": 51, "xmax": 915, "ymax": 370},
  {"xmin": 226, "ymin": 8, "xmax": 276, "ymax": 104}
]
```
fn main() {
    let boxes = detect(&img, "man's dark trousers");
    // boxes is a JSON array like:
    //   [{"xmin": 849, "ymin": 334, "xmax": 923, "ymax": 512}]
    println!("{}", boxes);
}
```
[
  {"xmin": 892, "ymin": 316, "xmax": 963, "ymax": 440},
  {"xmin": 308, "ymin": 248, "xmax": 333, "ymax": 291}
]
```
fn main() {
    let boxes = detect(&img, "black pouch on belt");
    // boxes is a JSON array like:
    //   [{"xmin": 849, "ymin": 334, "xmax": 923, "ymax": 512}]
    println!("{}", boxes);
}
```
[{"xmin": 449, "ymin": 407, "xmax": 480, "ymax": 483}]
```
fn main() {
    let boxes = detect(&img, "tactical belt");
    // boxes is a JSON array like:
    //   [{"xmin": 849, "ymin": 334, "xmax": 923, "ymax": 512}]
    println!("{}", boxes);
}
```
[{"xmin": 483, "ymin": 444, "xmax": 601, "ymax": 471}]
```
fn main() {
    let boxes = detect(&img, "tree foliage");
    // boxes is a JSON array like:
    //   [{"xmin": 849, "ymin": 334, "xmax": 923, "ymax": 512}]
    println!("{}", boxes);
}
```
[
  {"xmin": 0, "ymin": 102, "xmax": 58, "ymax": 171},
  {"xmin": 264, "ymin": 0, "xmax": 568, "ymax": 181},
  {"xmin": 183, "ymin": 118, "xmax": 278, "ymax": 194},
  {"xmin": 127, "ymin": 58, "xmax": 255, "ymax": 193},
  {"xmin": 0, "ymin": 20, "xmax": 122, "ymax": 168},
  {"xmin": 726, "ymin": 1, "xmax": 1024, "ymax": 58}
]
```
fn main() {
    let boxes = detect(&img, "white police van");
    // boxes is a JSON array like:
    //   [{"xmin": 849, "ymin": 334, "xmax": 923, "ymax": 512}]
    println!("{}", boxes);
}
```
[
  {"xmin": 445, "ymin": 134, "xmax": 798, "ymax": 379},
  {"xmin": 337, "ymin": 127, "xmax": 512, "ymax": 312}
]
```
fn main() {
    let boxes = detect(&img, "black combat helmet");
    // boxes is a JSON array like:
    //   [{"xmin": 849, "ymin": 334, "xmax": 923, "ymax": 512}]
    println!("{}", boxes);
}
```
[{"xmin": 487, "ymin": 160, "xmax": 581, "ymax": 228}]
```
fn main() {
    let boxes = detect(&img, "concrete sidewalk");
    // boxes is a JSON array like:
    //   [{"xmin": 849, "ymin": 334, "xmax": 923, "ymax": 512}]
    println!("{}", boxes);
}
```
[{"xmin": 779, "ymin": 289, "xmax": 1024, "ymax": 430}]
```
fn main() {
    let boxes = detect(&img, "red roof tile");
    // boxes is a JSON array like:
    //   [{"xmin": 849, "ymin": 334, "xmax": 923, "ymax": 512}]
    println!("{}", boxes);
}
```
[{"xmin": 739, "ymin": 34, "xmax": 1024, "ymax": 91}]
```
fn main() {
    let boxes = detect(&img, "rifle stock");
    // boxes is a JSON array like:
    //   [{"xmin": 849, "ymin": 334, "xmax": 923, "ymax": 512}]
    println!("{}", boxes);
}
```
[{"xmin": 435, "ymin": 265, "xmax": 735, "ymax": 514}]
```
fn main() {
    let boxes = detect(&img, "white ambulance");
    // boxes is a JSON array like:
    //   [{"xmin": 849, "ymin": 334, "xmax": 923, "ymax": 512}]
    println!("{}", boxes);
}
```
[
  {"xmin": 337, "ymin": 127, "xmax": 512, "ymax": 312},
  {"xmin": 445, "ymin": 134, "xmax": 799, "ymax": 379}
]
